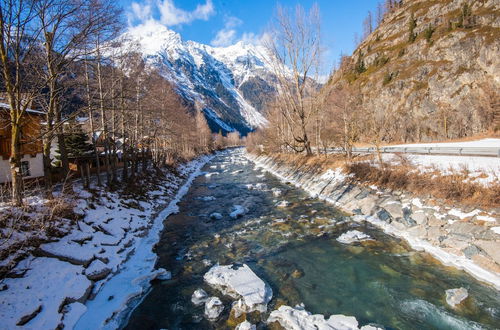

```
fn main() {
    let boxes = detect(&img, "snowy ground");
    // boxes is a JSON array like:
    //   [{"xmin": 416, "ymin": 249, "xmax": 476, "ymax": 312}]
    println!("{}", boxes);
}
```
[
  {"xmin": 390, "ymin": 138, "xmax": 500, "ymax": 148},
  {"xmin": 0, "ymin": 155, "xmax": 213, "ymax": 329},
  {"xmin": 382, "ymin": 139, "xmax": 500, "ymax": 186}
]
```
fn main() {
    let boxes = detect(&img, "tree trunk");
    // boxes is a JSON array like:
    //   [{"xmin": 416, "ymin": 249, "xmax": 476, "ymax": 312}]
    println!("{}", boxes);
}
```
[{"xmin": 10, "ymin": 124, "xmax": 23, "ymax": 206}]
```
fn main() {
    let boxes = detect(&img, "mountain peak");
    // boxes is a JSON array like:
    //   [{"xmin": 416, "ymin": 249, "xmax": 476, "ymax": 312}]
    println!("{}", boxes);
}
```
[{"xmin": 125, "ymin": 20, "xmax": 182, "ymax": 55}]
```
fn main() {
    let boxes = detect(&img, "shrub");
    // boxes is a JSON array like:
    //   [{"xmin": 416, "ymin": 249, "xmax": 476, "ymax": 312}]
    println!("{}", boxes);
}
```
[
  {"xmin": 408, "ymin": 13, "xmax": 417, "ymax": 43},
  {"xmin": 424, "ymin": 24, "xmax": 435, "ymax": 44}
]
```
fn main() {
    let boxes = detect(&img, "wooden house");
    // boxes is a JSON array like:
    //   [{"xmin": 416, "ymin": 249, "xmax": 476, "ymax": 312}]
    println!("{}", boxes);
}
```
[{"xmin": 0, "ymin": 103, "xmax": 45, "ymax": 183}]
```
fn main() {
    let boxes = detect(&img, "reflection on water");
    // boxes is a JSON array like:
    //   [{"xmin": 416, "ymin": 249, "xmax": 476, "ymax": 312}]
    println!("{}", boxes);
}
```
[{"xmin": 125, "ymin": 149, "xmax": 500, "ymax": 330}]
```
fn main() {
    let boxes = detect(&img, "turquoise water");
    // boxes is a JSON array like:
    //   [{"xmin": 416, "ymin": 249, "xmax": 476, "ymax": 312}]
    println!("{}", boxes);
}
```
[{"xmin": 124, "ymin": 150, "xmax": 500, "ymax": 329}]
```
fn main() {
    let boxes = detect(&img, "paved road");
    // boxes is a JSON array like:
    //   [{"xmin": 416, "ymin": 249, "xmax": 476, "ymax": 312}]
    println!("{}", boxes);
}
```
[{"xmin": 327, "ymin": 146, "xmax": 500, "ymax": 157}]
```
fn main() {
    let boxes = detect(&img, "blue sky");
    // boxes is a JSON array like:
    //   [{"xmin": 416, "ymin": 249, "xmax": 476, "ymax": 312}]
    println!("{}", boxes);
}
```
[{"xmin": 120, "ymin": 0, "xmax": 381, "ymax": 73}]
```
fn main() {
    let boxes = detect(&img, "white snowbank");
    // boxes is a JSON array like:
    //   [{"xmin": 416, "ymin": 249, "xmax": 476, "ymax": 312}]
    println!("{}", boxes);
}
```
[
  {"xmin": 267, "ymin": 304, "xmax": 382, "ymax": 330},
  {"xmin": 204, "ymin": 264, "xmax": 272, "ymax": 313},
  {"xmin": 390, "ymin": 138, "xmax": 500, "ymax": 149},
  {"xmin": 0, "ymin": 257, "xmax": 91, "ymax": 329},
  {"xmin": 337, "ymin": 230, "xmax": 373, "ymax": 244},
  {"xmin": 73, "ymin": 155, "xmax": 214, "ymax": 329},
  {"xmin": 381, "ymin": 153, "xmax": 500, "ymax": 186}
]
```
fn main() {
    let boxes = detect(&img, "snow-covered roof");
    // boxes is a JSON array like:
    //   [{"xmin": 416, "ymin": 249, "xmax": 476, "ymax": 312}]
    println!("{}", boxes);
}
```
[{"xmin": 0, "ymin": 102, "xmax": 46, "ymax": 116}]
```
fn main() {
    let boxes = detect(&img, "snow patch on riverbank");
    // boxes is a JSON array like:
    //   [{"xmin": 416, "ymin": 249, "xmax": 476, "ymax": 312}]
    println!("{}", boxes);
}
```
[
  {"xmin": 337, "ymin": 230, "xmax": 372, "ymax": 244},
  {"xmin": 73, "ymin": 155, "xmax": 213, "ymax": 329}
]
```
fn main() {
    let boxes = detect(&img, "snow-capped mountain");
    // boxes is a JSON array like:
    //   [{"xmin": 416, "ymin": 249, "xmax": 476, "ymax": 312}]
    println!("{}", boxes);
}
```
[{"xmin": 121, "ymin": 21, "xmax": 276, "ymax": 134}]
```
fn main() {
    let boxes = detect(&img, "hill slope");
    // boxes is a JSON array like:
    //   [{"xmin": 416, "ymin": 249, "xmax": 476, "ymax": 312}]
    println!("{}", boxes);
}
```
[{"xmin": 328, "ymin": 0, "xmax": 499, "ymax": 142}]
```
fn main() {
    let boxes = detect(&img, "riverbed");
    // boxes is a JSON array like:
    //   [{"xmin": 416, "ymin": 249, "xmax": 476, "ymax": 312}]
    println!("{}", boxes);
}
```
[{"xmin": 124, "ymin": 149, "xmax": 500, "ymax": 329}]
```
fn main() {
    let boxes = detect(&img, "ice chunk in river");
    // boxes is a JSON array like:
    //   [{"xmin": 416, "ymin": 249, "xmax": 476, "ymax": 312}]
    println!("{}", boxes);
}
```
[
  {"xmin": 209, "ymin": 212, "xmax": 223, "ymax": 220},
  {"xmin": 230, "ymin": 205, "xmax": 248, "ymax": 219},
  {"xmin": 191, "ymin": 288, "xmax": 209, "ymax": 306},
  {"xmin": 445, "ymin": 287, "xmax": 468, "ymax": 308},
  {"xmin": 235, "ymin": 320, "xmax": 256, "ymax": 330},
  {"xmin": 267, "ymin": 304, "xmax": 383, "ymax": 330},
  {"xmin": 204, "ymin": 297, "xmax": 224, "ymax": 320},
  {"xmin": 337, "ymin": 230, "xmax": 372, "ymax": 244},
  {"xmin": 204, "ymin": 264, "xmax": 272, "ymax": 313}
]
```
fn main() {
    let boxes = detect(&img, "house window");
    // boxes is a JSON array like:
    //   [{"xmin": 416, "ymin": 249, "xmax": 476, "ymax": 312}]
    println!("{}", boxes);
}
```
[{"xmin": 21, "ymin": 161, "xmax": 30, "ymax": 177}]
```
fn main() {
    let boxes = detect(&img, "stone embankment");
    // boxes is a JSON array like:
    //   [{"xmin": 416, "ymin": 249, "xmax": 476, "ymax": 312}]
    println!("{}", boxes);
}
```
[{"xmin": 247, "ymin": 153, "xmax": 500, "ymax": 289}]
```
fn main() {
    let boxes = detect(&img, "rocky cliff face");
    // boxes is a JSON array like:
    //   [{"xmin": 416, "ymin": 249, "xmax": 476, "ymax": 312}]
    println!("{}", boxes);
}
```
[
  {"xmin": 120, "ymin": 22, "xmax": 275, "ymax": 135},
  {"xmin": 328, "ymin": 0, "xmax": 499, "ymax": 141}
]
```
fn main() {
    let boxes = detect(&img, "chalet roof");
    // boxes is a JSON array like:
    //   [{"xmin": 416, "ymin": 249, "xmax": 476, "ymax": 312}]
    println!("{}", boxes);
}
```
[{"xmin": 0, "ymin": 102, "xmax": 46, "ymax": 116}]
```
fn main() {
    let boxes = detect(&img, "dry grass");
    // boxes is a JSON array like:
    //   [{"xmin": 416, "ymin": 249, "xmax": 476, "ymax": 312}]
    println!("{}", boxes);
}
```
[
  {"xmin": 260, "ymin": 151, "xmax": 500, "ymax": 209},
  {"xmin": 345, "ymin": 161, "xmax": 500, "ymax": 208}
]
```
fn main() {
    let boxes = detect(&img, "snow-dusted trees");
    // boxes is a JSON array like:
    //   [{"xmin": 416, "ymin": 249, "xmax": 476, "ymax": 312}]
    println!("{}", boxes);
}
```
[{"xmin": 266, "ymin": 3, "xmax": 322, "ymax": 155}]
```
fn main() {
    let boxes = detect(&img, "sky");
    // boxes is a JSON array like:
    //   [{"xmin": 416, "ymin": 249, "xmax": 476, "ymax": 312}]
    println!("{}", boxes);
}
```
[{"xmin": 119, "ymin": 0, "xmax": 381, "ymax": 74}]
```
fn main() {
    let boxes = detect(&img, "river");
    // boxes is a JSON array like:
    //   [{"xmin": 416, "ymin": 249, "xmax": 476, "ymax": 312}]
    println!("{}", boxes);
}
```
[{"xmin": 124, "ymin": 149, "xmax": 500, "ymax": 329}]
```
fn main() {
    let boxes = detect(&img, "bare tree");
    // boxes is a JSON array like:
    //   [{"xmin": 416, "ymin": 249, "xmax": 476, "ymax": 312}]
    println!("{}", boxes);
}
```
[
  {"xmin": 363, "ymin": 11, "xmax": 373, "ymax": 40},
  {"xmin": 326, "ymin": 84, "xmax": 362, "ymax": 160},
  {"xmin": 0, "ymin": 0, "xmax": 43, "ymax": 205},
  {"xmin": 266, "ymin": 3, "xmax": 322, "ymax": 155}
]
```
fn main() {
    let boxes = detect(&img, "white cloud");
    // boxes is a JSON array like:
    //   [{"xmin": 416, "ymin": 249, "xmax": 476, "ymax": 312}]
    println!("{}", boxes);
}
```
[
  {"xmin": 210, "ymin": 16, "xmax": 242, "ymax": 47},
  {"xmin": 240, "ymin": 31, "xmax": 271, "ymax": 46},
  {"xmin": 131, "ymin": 2, "xmax": 152, "ymax": 22},
  {"xmin": 128, "ymin": 0, "xmax": 215, "ymax": 26},
  {"xmin": 158, "ymin": 0, "xmax": 215, "ymax": 26}
]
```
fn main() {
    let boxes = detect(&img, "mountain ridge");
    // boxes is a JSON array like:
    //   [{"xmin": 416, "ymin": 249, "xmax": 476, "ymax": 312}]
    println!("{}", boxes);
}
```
[{"xmin": 120, "ymin": 21, "xmax": 273, "ymax": 135}]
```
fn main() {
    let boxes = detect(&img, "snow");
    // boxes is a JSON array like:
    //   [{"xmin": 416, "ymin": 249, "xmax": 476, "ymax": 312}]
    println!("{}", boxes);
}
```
[
  {"xmin": 191, "ymin": 289, "xmax": 209, "ymax": 306},
  {"xmin": 155, "ymin": 268, "xmax": 172, "ymax": 281},
  {"xmin": 276, "ymin": 200, "xmax": 290, "ymax": 208},
  {"xmin": 204, "ymin": 297, "xmax": 224, "ymax": 320},
  {"xmin": 390, "ymin": 138, "xmax": 500, "ymax": 149},
  {"xmin": 337, "ymin": 230, "xmax": 373, "ymax": 244},
  {"xmin": 491, "ymin": 227, "xmax": 500, "ymax": 234},
  {"xmin": 210, "ymin": 212, "xmax": 223, "ymax": 220},
  {"xmin": 0, "ymin": 257, "xmax": 91, "ymax": 329},
  {"xmin": 267, "ymin": 304, "xmax": 382, "ymax": 330},
  {"xmin": 118, "ymin": 20, "xmax": 271, "ymax": 132},
  {"xmin": 72, "ymin": 155, "xmax": 213, "ymax": 329},
  {"xmin": 204, "ymin": 264, "xmax": 273, "ymax": 313},
  {"xmin": 248, "ymin": 152, "xmax": 500, "ymax": 290},
  {"xmin": 235, "ymin": 320, "xmax": 256, "ymax": 330},
  {"xmin": 445, "ymin": 288, "xmax": 468, "ymax": 308},
  {"xmin": 381, "ymin": 144, "xmax": 500, "ymax": 186},
  {"xmin": 230, "ymin": 205, "xmax": 248, "ymax": 219}
]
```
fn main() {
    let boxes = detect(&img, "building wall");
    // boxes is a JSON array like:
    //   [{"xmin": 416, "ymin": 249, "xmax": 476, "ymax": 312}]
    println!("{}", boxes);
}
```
[{"xmin": 0, "ymin": 153, "xmax": 44, "ymax": 183}]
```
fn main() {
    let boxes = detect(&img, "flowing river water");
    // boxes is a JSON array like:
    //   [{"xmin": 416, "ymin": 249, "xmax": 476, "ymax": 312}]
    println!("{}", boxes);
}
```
[{"xmin": 124, "ymin": 149, "xmax": 500, "ymax": 330}]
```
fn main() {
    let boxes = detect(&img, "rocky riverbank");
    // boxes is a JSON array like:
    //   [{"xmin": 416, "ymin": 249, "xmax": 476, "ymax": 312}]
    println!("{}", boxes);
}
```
[
  {"xmin": 0, "ymin": 155, "xmax": 213, "ymax": 329},
  {"xmin": 246, "ymin": 152, "xmax": 500, "ymax": 290}
]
